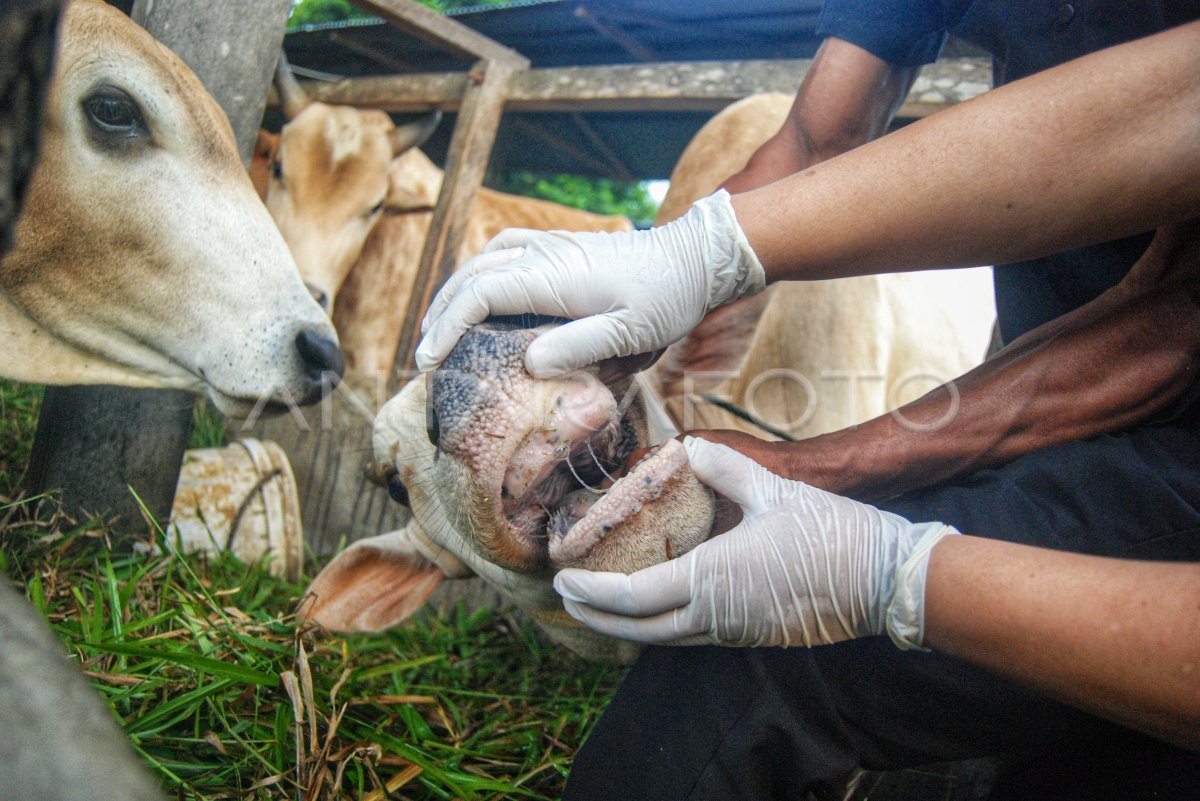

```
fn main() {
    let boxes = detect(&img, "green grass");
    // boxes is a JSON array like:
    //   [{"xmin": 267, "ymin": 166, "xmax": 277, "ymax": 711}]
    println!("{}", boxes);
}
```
[
  {"xmin": 0, "ymin": 379, "xmax": 622, "ymax": 800},
  {"xmin": 0, "ymin": 380, "xmax": 42, "ymax": 499},
  {"xmin": 188, "ymin": 399, "xmax": 230, "ymax": 451}
]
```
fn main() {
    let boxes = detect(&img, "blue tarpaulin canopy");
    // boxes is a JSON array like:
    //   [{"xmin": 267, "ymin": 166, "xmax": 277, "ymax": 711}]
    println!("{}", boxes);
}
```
[
  {"xmin": 279, "ymin": 1, "xmax": 828, "ymax": 180},
  {"xmin": 286, "ymin": 1, "xmax": 826, "ymax": 71}
]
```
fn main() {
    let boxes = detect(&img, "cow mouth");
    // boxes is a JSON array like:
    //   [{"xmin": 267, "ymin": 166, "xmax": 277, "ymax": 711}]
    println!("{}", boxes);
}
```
[
  {"xmin": 497, "ymin": 417, "xmax": 686, "ymax": 570},
  {"xmin": 497, "ymin": 411, "xmax": 634, "ymax": 565},
  {"xmin": 546, "ymin": 440, "xmax": 688, "ymax": 566}
]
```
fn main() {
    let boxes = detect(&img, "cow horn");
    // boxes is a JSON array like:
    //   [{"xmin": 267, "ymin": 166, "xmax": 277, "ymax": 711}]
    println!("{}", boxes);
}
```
[
  {"xmin": 389, "ymin": 110, "xmax": 443, "ymax": 156},
  {"xmin": 275, "ymin": 49, "xmax": 311, "ymax": 120}
]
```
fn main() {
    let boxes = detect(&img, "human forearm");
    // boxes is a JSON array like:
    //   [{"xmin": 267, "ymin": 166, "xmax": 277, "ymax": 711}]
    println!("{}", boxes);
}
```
[
  {"xmin": 830, "ymin": 277, "xmax": 1200, "ymax": 499},
  {"xmin": 722, "ymin": 37, "xmax": 914, "ymax": 195},
  {"xmin": 696, "ymin": 229, "xmax": 1200, "ymax": 501},
  {"xmin": 923, "ymin": 535, "xmax": 1200, "ymax": 752},
  {"xmin": 733, "ymin": 22, "xmax": 1200, "ymax": 281},
  {"xmin": 417, "ymin": 24, "xmax": 1200, "ymax": 378}
]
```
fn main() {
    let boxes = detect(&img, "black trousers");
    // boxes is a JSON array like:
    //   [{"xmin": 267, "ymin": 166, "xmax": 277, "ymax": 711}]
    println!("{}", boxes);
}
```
[{"xmin": 564, "ymin": 417, "xmax": 1200, "ymax": 801}]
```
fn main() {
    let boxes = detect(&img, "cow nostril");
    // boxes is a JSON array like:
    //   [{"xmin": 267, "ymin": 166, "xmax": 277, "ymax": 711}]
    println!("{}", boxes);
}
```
[
  {"xmin": 426, "ymin": 401, "xmax": 440, "ymax": 448},
  {"xmin": 295, "ymin": 330, "xmax": 345, "ymax": 382}
]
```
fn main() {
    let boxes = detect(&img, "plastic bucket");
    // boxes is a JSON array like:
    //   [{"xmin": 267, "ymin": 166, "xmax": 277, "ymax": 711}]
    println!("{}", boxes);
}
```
[{"xmin": 167, "ymin": 438, "xmax": 303, "ymax": 582}]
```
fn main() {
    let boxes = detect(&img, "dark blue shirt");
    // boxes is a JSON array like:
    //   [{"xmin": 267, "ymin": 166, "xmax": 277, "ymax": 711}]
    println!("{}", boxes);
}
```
[{"xmin": 816, "ymin": 0, "xmax": 1197, "ymax": 341}]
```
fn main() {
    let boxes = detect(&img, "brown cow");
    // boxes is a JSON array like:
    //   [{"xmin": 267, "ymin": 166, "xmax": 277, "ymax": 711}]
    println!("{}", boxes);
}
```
[
  {"xmin": 2, "ymin": 1, "xmax": 340, "ymax": 415},
  {"xmin": 264, "ymin": 58, "xmax": 632, "ymax": 387},
  {"xmin": 331, "ymin": 148, "xmax": 636, "ymax": 386}
]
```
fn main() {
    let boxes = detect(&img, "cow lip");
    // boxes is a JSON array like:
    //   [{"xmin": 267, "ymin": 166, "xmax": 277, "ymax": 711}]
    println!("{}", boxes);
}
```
[{"xmin": 209, "ymin": 391, "xmax": 292, "ymax": 419}]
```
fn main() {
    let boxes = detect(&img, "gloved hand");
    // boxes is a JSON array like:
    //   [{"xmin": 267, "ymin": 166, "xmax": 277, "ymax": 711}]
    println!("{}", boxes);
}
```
[
  {"xmin": 416, "ymin": 190, "xmax": 766, "ymax": 377},
  {"xmin": 553, "ymin": 437, "xmax": 959, "ymax": 649}
]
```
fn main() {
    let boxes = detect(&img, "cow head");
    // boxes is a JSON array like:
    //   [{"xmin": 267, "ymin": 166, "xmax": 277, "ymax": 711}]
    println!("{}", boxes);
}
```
[
  {"xmin": 300, "ymin": 319, "xmax": 717, "ymax": 663},
  {"xmin": 265, "ymin": 53, "xmax": 441, "ymax": 309},
  {"xmin": 0, "ymin": 0, "xmax": 343, "ymax": 416}
]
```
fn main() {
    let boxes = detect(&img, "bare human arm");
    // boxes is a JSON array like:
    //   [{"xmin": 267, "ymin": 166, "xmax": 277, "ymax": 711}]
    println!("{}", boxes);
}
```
[
  {"xmin": 924, "ymin": 535, "xmax": 1200, "ymax": 752},
  {"xmin": 558, "ymin": 442, "xmax": 1200, "ymax": 752},
  {"xmin": 418, "ymin": 23, "xmax": 1200, "ymax": 380},
  {"xmin": 733, "ymin": 21, "xmax": 1200, "ymax": 280},
  {"xmin": 695, "ymin": 220, "xmax": 1200, "ymax": 500},
  {"xmin": 681, "ymin": 24, "xmax": 1200, "ymax": 751},
  {"xmin": 721, "ymin": 36, "xmax": 916, "ymax": 194}
]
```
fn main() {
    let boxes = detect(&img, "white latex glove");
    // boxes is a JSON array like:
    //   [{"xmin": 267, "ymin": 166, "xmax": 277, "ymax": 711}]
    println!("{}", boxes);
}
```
[
  {"xmin": 415, "ymin": 190, "xmax": 765, "ymax": 377},
  {"xmin": 553, "ymin": 437, "xmax": 959, "ymax": 649}
]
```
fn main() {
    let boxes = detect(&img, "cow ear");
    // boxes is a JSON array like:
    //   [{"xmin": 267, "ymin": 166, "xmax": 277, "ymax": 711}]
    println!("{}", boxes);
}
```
[{"xmin": 298, "ymin": 525, "xmax": 446, "ymax": 632}]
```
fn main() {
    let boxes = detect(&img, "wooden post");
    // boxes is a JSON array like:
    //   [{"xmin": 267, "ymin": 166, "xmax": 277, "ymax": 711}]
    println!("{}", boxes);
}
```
[
  {"xmin": 292, "ymin": 57, "xmax": 991, "ymax": 115},
  {"xmin": 26, "ymin": 0, "xmax": 293, "ymax": 535},
  {"xmin": 346, "ymin": 0, "xmax": 531, "ymax": 385},
  {"xmin": 391, "ymin": 56, "xmax": 524, "ymax": 384},
  {"xmin": 130, "ymin": 0, "xmax": 295, "ymax": 162}
]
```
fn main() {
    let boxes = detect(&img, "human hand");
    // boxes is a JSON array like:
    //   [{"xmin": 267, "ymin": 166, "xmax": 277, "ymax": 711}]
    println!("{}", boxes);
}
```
[
  {"xmin": 553, "ymin": 437, "xmax": 958, "ymax": 648},
  {"xmin": 415, "ymin": 190, "xmax": 765, "ymax": 378}
]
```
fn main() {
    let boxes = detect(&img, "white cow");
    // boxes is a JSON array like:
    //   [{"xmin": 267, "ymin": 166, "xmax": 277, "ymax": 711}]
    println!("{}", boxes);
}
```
[{"xmin": 1, "ymin": 0, "xmax": 341, "ymax": 416}]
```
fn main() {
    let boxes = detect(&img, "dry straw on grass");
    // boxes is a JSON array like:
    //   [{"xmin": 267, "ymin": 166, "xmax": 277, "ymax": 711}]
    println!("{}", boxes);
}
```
[{"xmin": 0, "ymin": 380, "xmax": 622, "ymax": 801}]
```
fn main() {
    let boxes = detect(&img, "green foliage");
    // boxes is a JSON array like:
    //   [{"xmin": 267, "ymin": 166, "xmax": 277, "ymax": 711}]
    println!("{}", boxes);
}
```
[
  {"xmin": 288, "ymin": 0, "xmax": 517, "ymax": 28},
  {"xmin": 494, "ymin": 171, "xmax": 660, "ymax": 228},
  {"xmin": 0, "ymin": 507, "xmax": 622, "ymax": 800},
  {"xmin": 187, "ymin": 400, "xmax": 228, "ymax": 451},
  {"xmin": 288, "ymin": 0, "xmax": 373, "ymax": 28}
]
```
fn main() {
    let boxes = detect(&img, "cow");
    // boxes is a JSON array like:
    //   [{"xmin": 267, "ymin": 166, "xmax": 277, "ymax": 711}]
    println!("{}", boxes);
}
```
[
  {"xmin": 298, "ymin": 93, "xmax": 997, "ymax": 662},
  {"xmin": 2, "ymin": 0, "xmax": 342, "ymax": 417},
  {"xmin": 330, "ymin": 151, "xmax": 639, "ymax": 386},
  {"xmin": 0, "ymin": 3, "xmax": 342, "ymax": 799},
  {"xmin": 249, "ymin": 128, "xmax": 279, "ymax": 203},
  {"xmin": 264, "ymin": 58, "xmax": 633, "ymax": 387},
  {"xmin": 301, "ymin": 319, "xmax": 712, "ymax": 664}
]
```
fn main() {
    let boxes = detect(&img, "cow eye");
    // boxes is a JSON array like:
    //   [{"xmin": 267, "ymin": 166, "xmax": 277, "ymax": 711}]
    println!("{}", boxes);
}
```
[
  {"xmin": 83, "ymin": 86, "xmax": 149, "ymax": 143},
  {"xmin": 386, "ymin": 472, "xmax": 410, "ymax": 506},
  {"xmin": 271, "ymin": 160, "xmax": 283, "ymax": 181},
  {"xmin": 368, "ymin": 199, "xmax": 385, "ymax": 216}
]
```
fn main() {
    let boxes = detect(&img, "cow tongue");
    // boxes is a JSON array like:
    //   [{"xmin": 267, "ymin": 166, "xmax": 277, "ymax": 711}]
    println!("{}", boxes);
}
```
[{"xmin": 546, "ymin": 440, "xmax": 686, "ymax": 565}]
